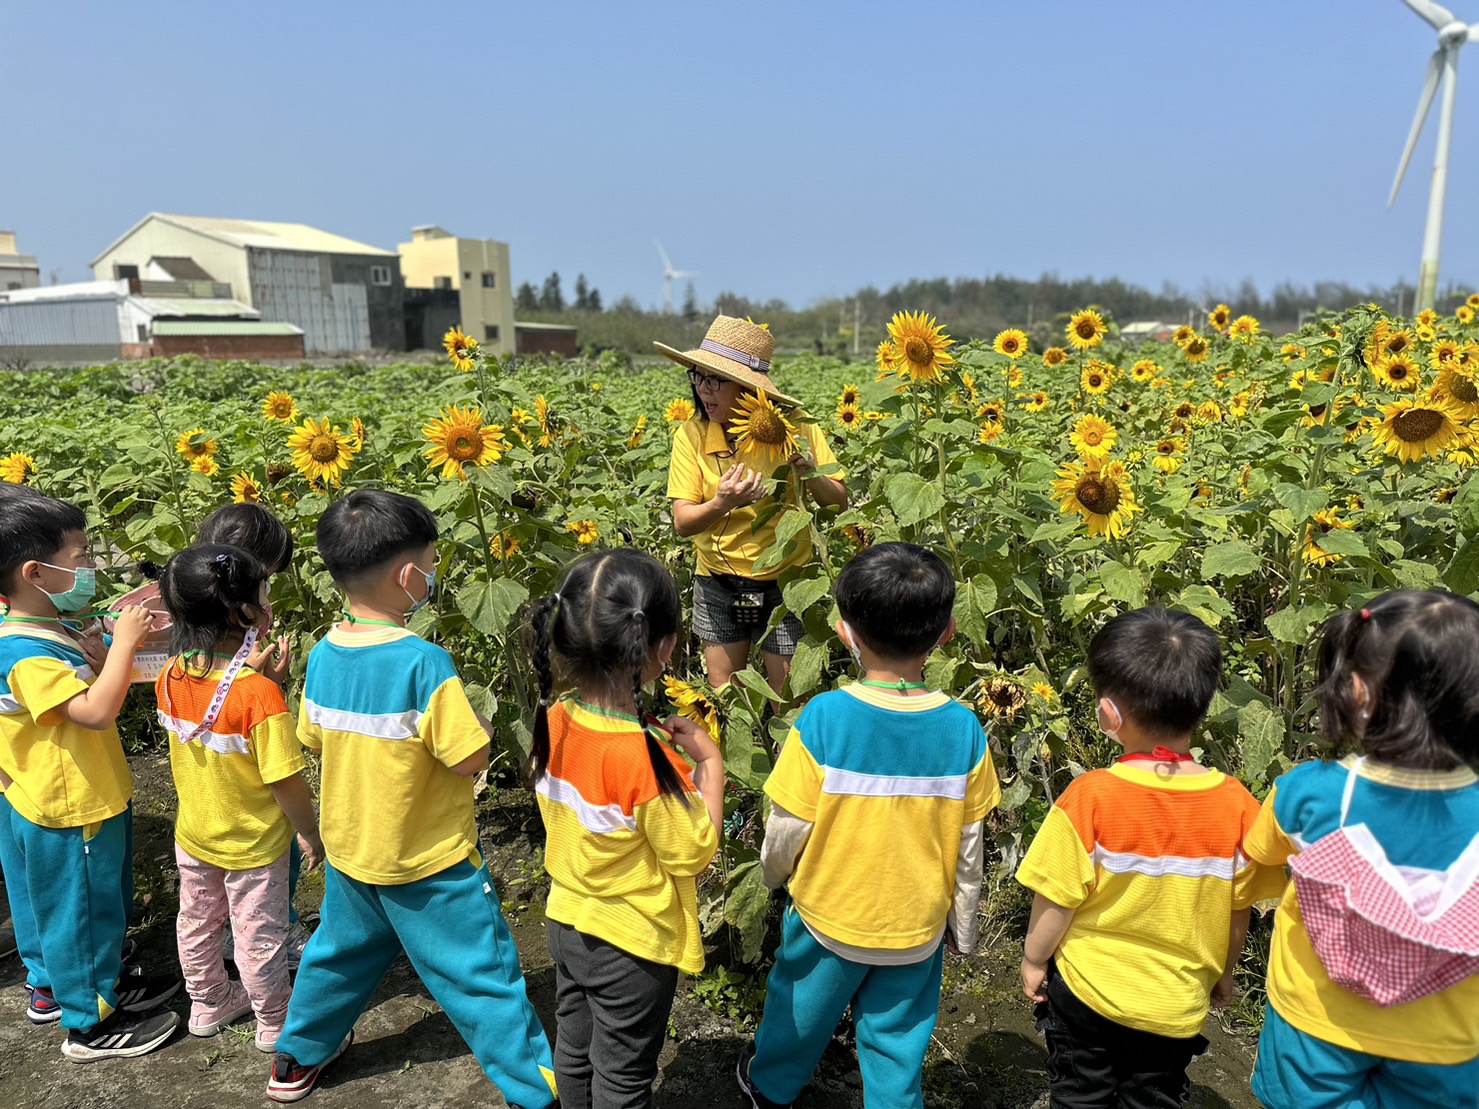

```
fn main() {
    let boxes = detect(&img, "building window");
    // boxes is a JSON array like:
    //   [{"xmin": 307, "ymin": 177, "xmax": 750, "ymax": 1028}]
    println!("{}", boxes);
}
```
[
  {"xmin": 484, "ymin": 325, "xmax": 500, "ymax": 341},
  {"xmin": 115, "ymin": 264, "xmax": 140, "ymax": 280},
  {"xmin": 137, "ymin": 324, "xmax": 149, "ymax": 342},
  {"xmin": 463, "ymin": 271, "xmax": 472, "ymax": 280},
  {"xmin": 370, "ymin": 265, "xmax": 392, "ymax": 286},
  {"xmin": 433, "ymin": 275, "xmax": 452, "ymax": 290},
  {"xmin": 481, "ymin": 272, "xmax": 496, "ymax": 288}
]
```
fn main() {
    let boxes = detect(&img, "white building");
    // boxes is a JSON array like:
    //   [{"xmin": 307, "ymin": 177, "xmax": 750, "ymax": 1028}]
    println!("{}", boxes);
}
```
[{"xmin": 0, "ymin": 231, "xmax": 40, "ymax": 291}]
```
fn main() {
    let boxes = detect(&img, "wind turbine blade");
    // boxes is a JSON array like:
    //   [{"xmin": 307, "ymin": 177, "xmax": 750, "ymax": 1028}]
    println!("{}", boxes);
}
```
[
  {"xmin": 1390, "ymin": 48, "xmax": 1447, "ymax": 207},
  {"xmin": 1471, "ymin": 22, "xmax": 1479, "ymax": 41},
  {"xmin": 673, "ymin": 270, "xmax": 698, "ymax": 278},
  {"xmin": 1402, "ymin": 0, "xmax": 1457, "ymax": 31},
  {"xmin": 655, "ymin": 238, "xmax": 674, "ymax": 273}
]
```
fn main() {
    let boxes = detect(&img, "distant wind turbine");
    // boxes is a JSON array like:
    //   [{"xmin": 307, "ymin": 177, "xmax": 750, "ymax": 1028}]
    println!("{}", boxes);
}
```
[
  {"xmin": 1388, "ymin": 0, "xmax": 1478, "ymax": 312},
  {"xmin": 655, "ymin": 239, "xmax": 697, "ymax": 314}
]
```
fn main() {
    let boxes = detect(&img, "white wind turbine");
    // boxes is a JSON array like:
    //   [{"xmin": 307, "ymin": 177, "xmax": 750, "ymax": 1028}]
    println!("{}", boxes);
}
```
[
  {"xmin": 1388, "ymin": 0, "xmax": 1479, "ymax": 312},
  {"xmin": 655, "ymin": 239, "xmax": 697, "ymax": 314}
]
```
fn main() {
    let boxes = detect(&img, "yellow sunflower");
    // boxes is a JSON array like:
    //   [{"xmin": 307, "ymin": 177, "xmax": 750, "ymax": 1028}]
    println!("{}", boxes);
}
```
[
  {"xmin": 1432, "ymin": 368, "xmax": 1479, "ymax": 420},
  {"xmin": 0, "ymin": 452, "xmax": 35, "ymax": 484},
  {"xmin": 262, "ymin": 391, "xmax": 298, "ymax": 422},
  {"xmin": 663, "ymin": 675, "xmax": 721, "ymax": 738},
  {"xmin": 1229, "ymin": 315, "xmax": 1261, "ymax": 342},
  {"xmin": 229, "ymin": 472, "xmax": 261, "ymax": 503},
  {"xmin": 567, "ymin": 519, "xmax": 600, "ymax": 546},
  {"xmin": 729, "ymin": 391, "xmax": 799, "ymax": 463},
  {"xmin": 1130, "ymin": 359, "xmax": 1160, "ymax": 383},
  {"xmin": 175, "ymin": 428, "xmax": 218, "ymax": 462},
  {"xmin": 1419, "ymin": 309, "xmax": 1440, "ymax": 329},
  {"xmin": 1281, "ymin": 343, "xmax": 1304, "ymax": 362},
  {"xmin": 627, "ymin": 415, "xmax": 649, "ymax": 450},
  {"xmin": 1051, "ymin": 460, "xmax": 1141, "ymax": 538},
  {"xmin": 979, "ymin": 422, "xmax": 1004, "ymax": 444},
  {"xmin": 887, "ymin": 311, "xmax": 955, "ymax": 383},
  {"xmin": 1382, "ymin": 328, "xmax": 1416, "ymax": 359},
  {"xmin": 1468, "ymin": 294, "xmax": 1479, "ymax": 309},
  {"xmin": 1152, "ymin": 437, "xmax": 1185, "ymax": 474},
  {"xmin": 423, "ymin": 405, "xmax": 507, "ymax": 480},
  {"xmin": 1183, "ymin": 335, "xmax": 1211, "ymax": 363},
  {"xmin": 287, "ymin": 417, "xmax": 360, "ymax": 486},
  {"xmin": 842, "ymin": 522, "xmax": 873, "ymax": 550},
  {"xmin": 443, "ymin": 326, "xmax": 479, "ymax": 372},
  {"xmin": 836, "ymin": 403, "xmax": 863, "ymax": 431},
  {"xmin": 993, "ymin": 329, "xmax": 1029, "ymax": 359},
  {"xmin": 1020, "ymin": 391, "xmax": 1052, "ymax": 412},
  {"xmin": 1302, "ymin": 509, "xmax": 1353, "ymax": 567},
  {"xmin": 1431, "ymin": 340, "xmax": 1462, "ymax": 370},
  {"xmin": 1081, "ymin": 363, "xmax": 1112, "ymax": 395},
  {"xmin": 1458, "ymin": 306, "xmax": 1475, "ymax": 324},
  {"xmin": 1173, "ymin": 325, "xmax": 1196, "ymax": 346},
  {"xmin": 1196, "ymin": 400, "xmax": 1224, "ymax": 424},
  {"xmin": 191, "ymin": 455, "xmax": 220, "ymax": 478},
  {"xmin": 1372, "ymin": 354, "xmax": 1422, "ymax": 393},
  {"xmin": 839, "ymin": 383, "xmax": 862, "ymax": 408},
  {"xmin": 1208, "ymin": 304, "xmax": 1232, "ymax": 332},
  {"xmin": 1371, "ymin": 397, "xmax": 1464, "ymax": 463},
  {"xmin": 1067, "ymin": 309, "xmax": 1107, "ymax": 351},
  {"xmin": 1042, "ymin": 346, "xmax": 1070, "ymax": 369},
  {"xmin": 1070, "ymin": 414, "xmax": 1118, "ymax": 461},
  {"xmin": 490, "ymin": 533, "xmax": 521, "ymax": 561},
  {"xmin": 1418, "ymin": 324, "xmax": 1437, "ymax": 342},
  {"xmin": 665, "ymin": 398, "xmax": 696, "ymax": 424},
  {"xmin": 875, "ymin": 340, "xmax": 897, "ymax": 377},
  {"xmin": 1031, "ymin": 682, "xmax": 1056, "ymax": 702},
  {"xmin": 977, "ymin": 400, "xmax": 1005, "ymax": 424}
]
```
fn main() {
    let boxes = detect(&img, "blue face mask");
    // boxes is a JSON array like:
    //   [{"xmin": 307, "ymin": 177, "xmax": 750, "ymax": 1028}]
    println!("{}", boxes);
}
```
[
  {"xmin": 39, "ymin": 563, "xmax": 97, "ymax": 614},
  {"xmin": 402, "ymin": 566, "xmax": 437, "ymax": 617}
]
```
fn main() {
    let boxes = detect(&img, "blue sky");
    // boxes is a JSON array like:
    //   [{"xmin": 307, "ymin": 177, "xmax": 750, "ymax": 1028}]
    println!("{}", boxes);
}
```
[{"xmin": 7, "ymin": 0, "xmax": 1477, "ymax": 307}]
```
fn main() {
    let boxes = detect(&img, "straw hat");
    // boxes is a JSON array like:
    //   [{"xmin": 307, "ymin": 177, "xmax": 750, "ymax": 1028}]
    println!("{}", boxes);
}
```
[{"xmin": 655, "ymin": 316, "xmax": 800, "ymax": 407}]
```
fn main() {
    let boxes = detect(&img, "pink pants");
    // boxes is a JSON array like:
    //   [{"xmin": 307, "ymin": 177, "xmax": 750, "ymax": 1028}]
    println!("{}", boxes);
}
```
[{"xmin": 175, "ymin": 844, "xmax": 291, "ymax": 1036}]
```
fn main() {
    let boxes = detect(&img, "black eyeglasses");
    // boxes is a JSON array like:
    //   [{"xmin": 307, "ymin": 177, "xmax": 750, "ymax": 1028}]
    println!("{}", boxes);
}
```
[{"xmin": 687, "ymin": 368, "xmax": 726, "ymax": 392}]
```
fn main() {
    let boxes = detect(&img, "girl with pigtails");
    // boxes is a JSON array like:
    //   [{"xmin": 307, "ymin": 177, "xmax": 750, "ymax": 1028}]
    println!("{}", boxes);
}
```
[{"xmin": 526, "ymin": 548, "xmax": 723, "ymax": 1109}]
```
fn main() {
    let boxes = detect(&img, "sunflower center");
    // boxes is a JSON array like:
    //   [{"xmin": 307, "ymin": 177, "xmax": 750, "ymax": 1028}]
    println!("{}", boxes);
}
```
[
  {"xmin": 1387, "ymin": 337, "xmax": 1408, "ymax": 355},
  {"xmin": 1076, "ymin": 475, "xmax": 1122, "ymax": 514},
  {"xmin": 1083, "ymin": 429, "xmax": 1105, "ymax": 446},
  {"xmin": 309, "ymin": 435, "xmax": 340, "ymax": 462},
  {"xmin": 1158, "ymin": 442, "xmax": 1175, "ymax": 455},
  {"xmin": 750, "ymin": 409, "xmax": 788, "ymax": 445},
  {"xmin": 904, "ymin": 337, "xmax": 932, "ymax": 364},
  {"xmin": 449, "ymin": 434, "xmax": 479, "ymax": 460},
  {"xmin": 1452, "ymin": 375, "xmax": 1479, "ymax": 403},
  {"xmin": 1076, "ymin": 321, "xmax": 1097, "ymax": 339},
  {"xmin": 1393, "ymin": 408, "xmax": 1444, "ymax": 442},
  {"xmin": 1389, "ymin": 364, "xmax": 1410, "ymax": 381}
]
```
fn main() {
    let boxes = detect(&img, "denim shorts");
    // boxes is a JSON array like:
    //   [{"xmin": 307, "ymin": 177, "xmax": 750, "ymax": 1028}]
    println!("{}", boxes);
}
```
[{"xmin": 692, "ymin": 574, "xmax": 803, "ymax": 656}]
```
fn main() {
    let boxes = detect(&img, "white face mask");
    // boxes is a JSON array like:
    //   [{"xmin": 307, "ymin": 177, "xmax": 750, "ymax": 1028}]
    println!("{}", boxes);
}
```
[
  {"xmin": 1098, "ymin": 698, "xmax": 1123, "ymax": 742},
  {"xmin": 840, "ymin": 621, "xmax": 865, "ymax": 666}
]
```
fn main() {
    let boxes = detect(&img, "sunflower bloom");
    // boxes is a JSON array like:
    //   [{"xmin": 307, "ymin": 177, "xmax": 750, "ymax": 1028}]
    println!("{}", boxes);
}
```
[
  {"xmin": 1197, "ymin": 400, "xmax": 1224, "ymax": 424},
  {"xmin": 978, "ymin": 422, "xmax": 1003, "ymax": 444},
  {"xmin": 1208, "ymin": 304, "xmax": 1232, "ymax": 332},
  {"xmin": 490, "ymin": 533, "xmax": 521, "ymax": 561},
  {"xmin": 423, "ymin": 405, "xmax": 507, "ymax": 480},
  {"xmin": 839, "ymin": 383, "xmax": 862, "ymax": 408},
  {"xmin": 1173, "ymin": 326, "xmax": 1196, "ymax": 346},
  {"xmin": 287, "ymin": 417, "xmax": 360, "ymax": 487},
  {"xmin": 0, "ymin": 452, "xmax": 35, "ymax": 484},
  {"xmin": 1281, "ymin": 344, "xmax": 1304, "ymax": 362},
  {"xmin": 175, "ymin": 428, "xmax": 218, "ymax": 463},
  {"xmin": 993, "ymin": 329, "xmax": 1029, "ymax": 359},
  {"xmin": 1043, "ymin": 346, "xmax": 1069, "ymax": 369},
  {"xmin": 729, "ymin": 391, "xmax": 799, "ymax": 464},
  {"xmin": 1067, "ymin": 309, "xmax": 1107, "ymax": 351},
  {"xmin": 1031, "ymin": 682, "xmax": 1055, "ymax": 702},
  {"xmin": 567, "ymin": 519, "xmax": 600, "ymax": 546},
  {"xmin": 1153, "ymin": 438, "xmax": 1185, "ymax": 473},
  {"xmin": 875, "ymin": 340, "xmax": 898, "ymax": 378},
  {"xmin": 886, "ymin": 311, "xmax": 955, "ymax": 383},
  {"xmin": 1431, "ymin": 340, "xmax": 1462, "ymax": 370},
  {"xmin": 1303, "ymin": 509, "xmax": 1353, "ymax": 567},
  {"xmin": 979, "ymin": 679, "xmax": 1027, "ymax": 723},
  {"xmin": 224, "ymin": 471, "xmax": 261, "ymax": 504},
  {"xmin": 1070, "ymin": 415, "xmax": 1118, "ymax": 461},
  {"xmin": 1131, "ymin": 360, "xmax": 1160, "ymax": 383},
  {"xmin": 1372, "ymin": 398, "xmax": 1464, "ymax": 463},
  {"xmin": 1433, "ymin": 368, "xmax": 1479, "ymax": 420},
  {"xmin": 1229, "ymin": 315, "xmax": 1261, "ymax": 342},
  {"xmin": 262, "ymin": 392, "xmax": 298, "ymax": 422},
  {"xmin": 1183, "ymin": 336, "xmax": 1210, "ymax": 364},
  {"xmin": 1373, "ymin": 354, "xmax": 1422, "ymax": 393},
  {"xmin": 1020, "ymin": 391, "xmax": 1052, "ymax": 413},
  {"xmin": 443, "ymin": 327, "xmax": 479, "ymax": 372},
  {"xmin": 1052, "ymin": 460, "xmax": 1141, "ymax": 539},
  {"xmin": 1457, "ymin": 306, "xmax": 1475, "ymax": 324},
  {"xmin": 191, "ymin": 455, "xmax": 220, "ymax": 478},
  {"xmin": 1419, "ymin": 309, "xmax": 1440, "ymax": 328},
  {"xmin": 663, "ymin": 675, "xmax": 721, "ymax": 738},
  {"xmin": 836, "ymin": 404, "xmax": 863, "ymax": 432},
  {"xmin": 664, "ymin": 398, "xmax": 696, "ymax": 424},
  {"xmin": 1081, "ymin": 362, "xmax": 1112, "ymax": 395}
]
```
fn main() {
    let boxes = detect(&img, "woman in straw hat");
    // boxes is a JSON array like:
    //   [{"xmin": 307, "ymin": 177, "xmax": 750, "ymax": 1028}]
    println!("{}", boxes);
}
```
[{"xmin": 660, "ymin": 316, "xmax": 848, "ymax": 695}]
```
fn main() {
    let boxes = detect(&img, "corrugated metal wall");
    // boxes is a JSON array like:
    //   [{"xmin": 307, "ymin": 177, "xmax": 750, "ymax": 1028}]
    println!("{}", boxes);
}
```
[
  {"xmin": 248, "ymin": 250, "xmax": 370, "ymax": 353},
  {"xmin": 0, "ymin": 297, "xmax": 124, "ymax": 348}
]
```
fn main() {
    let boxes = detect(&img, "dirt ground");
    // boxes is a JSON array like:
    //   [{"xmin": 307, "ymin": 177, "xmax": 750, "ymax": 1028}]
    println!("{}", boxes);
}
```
[{"xmin": 0, "ymin": 753, "xmax": 1262, "ymax": 1108}]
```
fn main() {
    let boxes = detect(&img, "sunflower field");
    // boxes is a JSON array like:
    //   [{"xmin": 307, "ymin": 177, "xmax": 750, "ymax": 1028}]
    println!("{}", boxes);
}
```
[{"xmin": 6, "ymin": 296, "xmax": 1479, "ymax": 961}]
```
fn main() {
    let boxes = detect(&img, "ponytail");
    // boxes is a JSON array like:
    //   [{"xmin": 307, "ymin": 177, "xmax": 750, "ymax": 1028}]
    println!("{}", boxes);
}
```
[
  {"xmin": 626, "ymin": 611, "xmax": 690, "ymax": 805},
  {"xmin": 526, "ymin": 594, "xmax": 559, "ymax": 782}
]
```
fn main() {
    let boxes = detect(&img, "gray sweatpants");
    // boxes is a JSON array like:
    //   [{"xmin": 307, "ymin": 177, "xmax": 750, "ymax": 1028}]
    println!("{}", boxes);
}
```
[{"xmin": 546, "ymin": 920, "xmax": 680, "ymax": 1109}]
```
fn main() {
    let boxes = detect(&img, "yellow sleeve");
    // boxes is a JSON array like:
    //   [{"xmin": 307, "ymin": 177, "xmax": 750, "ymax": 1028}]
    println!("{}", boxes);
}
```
[
  {"xmin": 635, "ymin": 789, "xmax": 719, "ymax": 877},
  {"xmin": 666, "ymin": 423, "xmax": 705, "ymax": 503},
  {"xmin": 764, "ymin": 726, "xmax": 823, "ymax": 822},
  {"xmin": 421, "ymin": 677, "xmax": 490, "ymax": 769},
  {"xmin": 803, "ymin": 422, "xmax": 846, "ymax": 481},
  {"xmin": 252, "ymin": 711, "xmax": 307, "ymax": 785},
  {"xmin": 1015, "ymin": 805, "xmax": 1096, "ymax": 909},
  {"xmin": 1244, "ymin": 785, "xmax": 1298, "ymax": 868},
  {"xmin": 8, "ymin": 656, "xmax": 90, "ymax": 725},
  {"xmin": 965, "ymin": 752, "xmax": 1001, "ymax": 823},
  {"xmin": 296, "ymin": 690, "xmax": 323, "ymax": 753}
]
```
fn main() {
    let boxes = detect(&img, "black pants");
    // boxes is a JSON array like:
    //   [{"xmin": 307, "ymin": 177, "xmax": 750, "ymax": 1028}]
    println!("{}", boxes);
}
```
[
  {"xmin": 1035, "ymin": 967, "xmax": 1209, "ymax": 1109},
  {"xmin": 546, "ymin": 920, "xmax": 680, "ymax": 1109}
]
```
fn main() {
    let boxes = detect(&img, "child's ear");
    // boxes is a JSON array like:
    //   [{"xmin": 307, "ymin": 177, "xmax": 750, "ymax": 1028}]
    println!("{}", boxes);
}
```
[
  {"xmin": 657, "ymin": 632, "xmax": 678, "ymax": 665},
  {"xmin": 937, "ymin": 617, "xmax": 957, "ymax": 648},
  {"xmin": 833, "ymin": 618, "xmax": 848, "ymax": 643}
]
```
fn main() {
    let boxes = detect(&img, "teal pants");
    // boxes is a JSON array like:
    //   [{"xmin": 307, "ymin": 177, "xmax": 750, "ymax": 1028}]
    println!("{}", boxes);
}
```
[
  {"xmin": 750, "ymin": 902, "xmax": 945, "ymax": 1108},
  {"xmin": 1254, "ymin": 1004, "xmax": 1479, "ymax": 1109},
  {"xmin": 278, "ymin": 859, "xmax": 557, "ymax": 1109},
  {"xmin": 5, "ymin": 804, "xmax": 128, "ymax": 1030},
  {"xmin": 0, "ymin": 792, "xmax": 47, "ymax": 990}
]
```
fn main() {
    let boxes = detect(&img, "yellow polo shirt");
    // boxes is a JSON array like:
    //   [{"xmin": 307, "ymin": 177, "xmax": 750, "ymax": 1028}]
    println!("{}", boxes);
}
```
[{"xmin": 667, "ymin": 416, "xmax": 843, "ymax": 580}]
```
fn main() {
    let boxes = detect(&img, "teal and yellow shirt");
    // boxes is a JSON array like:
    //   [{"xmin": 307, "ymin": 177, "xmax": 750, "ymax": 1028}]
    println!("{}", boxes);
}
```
[{"xmin": 299, "ymin": 626, "xmax": 489, "ymax": 886}]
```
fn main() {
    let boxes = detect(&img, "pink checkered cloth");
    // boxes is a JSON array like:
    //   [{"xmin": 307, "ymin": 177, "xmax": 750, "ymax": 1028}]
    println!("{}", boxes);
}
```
[{"xmin": 1292, "ymin": 758, "xmax": 1479, "ymax": 1008}]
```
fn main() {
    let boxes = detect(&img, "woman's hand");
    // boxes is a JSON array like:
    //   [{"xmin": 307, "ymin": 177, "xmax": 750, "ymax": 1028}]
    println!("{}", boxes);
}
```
[
  {"xmin": 789, "ymin": 450, "xmax": 815, "ymax": 477},
  {"xmin": 715, "ymin": 463, "xmax": 767, "ymax": 510}
]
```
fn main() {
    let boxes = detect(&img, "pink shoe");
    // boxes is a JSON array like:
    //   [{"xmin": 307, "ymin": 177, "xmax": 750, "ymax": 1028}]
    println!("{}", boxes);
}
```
[
  {"xmin": 188, "ymin": 982, "xmax": 254, "ymax": 1037},
  {"xmin": 255, "ymin": 1022, "xmax": 283, "ymax": 1054}
]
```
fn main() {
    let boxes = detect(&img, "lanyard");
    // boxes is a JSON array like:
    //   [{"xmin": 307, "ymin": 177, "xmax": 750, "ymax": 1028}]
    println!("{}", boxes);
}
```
[
  {"xmin": 1119, "ymin": 746, "xmax": 1198, "ymax": 764},
  {"xmin": 164, "ymin": 627, "xmax": 257, "ymax": 744},
  {"xmin": 339, "ymin": 611, "xmax": 405, "ymax": 630},
  {"xmin": 859, "ymin": 679, "xmax": 928, "ymax": 692}
]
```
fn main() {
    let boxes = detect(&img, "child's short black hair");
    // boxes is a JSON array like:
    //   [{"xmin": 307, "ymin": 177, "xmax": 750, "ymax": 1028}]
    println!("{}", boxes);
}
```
[
  {"xmin": 197, "ymin": 503, "xmax": 294, "ymax": 574},
  {"xmin": 1088, "ymin": 608, "xmax": 1221, "ymax": 738},
  {"xmin": 0, "ymin": 492, "xmax": 88, "ymax": 593},
  {"xmin": 316, "ymin": 490, "xmax": 439, "ymax": 587},
  {"xmin": 834, "ymin": 542, "xmax": 956, "ymax": 660}
]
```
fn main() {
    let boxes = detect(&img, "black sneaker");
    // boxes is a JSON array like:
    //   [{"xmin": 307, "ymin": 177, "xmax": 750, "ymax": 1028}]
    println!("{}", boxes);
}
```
[
  {"xmin": 61, "ymin": 1009, "xmax": 179, "ymax": 1062},
  {"xmin": 115, "ymin": 967, "xmax": 182, "ymax": 1013},
  {"xmin": 120, "ymin": 937, "xmax": 137, "ymax": 964},
  {"xmin": 266, "ymin": 1031, "xmax": 353, "ymax": 1103},
  {"xmin": 736, "ymin": 1042, "xmax": 791, "ymax": 1109}
]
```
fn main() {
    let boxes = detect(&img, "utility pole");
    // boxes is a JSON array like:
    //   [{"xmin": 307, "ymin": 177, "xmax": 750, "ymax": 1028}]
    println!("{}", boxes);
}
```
[{"xmin": 853, "ymin": 299, "xmax": 861, "ymax": 356}]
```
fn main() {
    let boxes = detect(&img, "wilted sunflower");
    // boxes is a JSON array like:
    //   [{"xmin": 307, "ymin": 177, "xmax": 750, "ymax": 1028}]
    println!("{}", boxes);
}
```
[
  {"xmin": 567, "ymin": 519, "xmax": 600, "ymax": 546},
  {"xmin": 836, "ymin": 403, "xmax": 863, "ymax": 431},
  {"xmin": 423, "ymin": 405, "xmax": 507, "ymax": 480},
  {"xmin": 1020, "ymin": 391, "xmax": 1052, "ymax": 413},
  {"xmin": 443, "ymin": 327, "xmax": 479, "ymax": 372},
  {"xmin": 1433, "ymin": 367, "xmax": 1479, "ymax": 420},
  {"xmin": 1043, "ymin": 346, "xmax": 1070, "ymax": 369},
  {"xmin": 262, "ymin": 392, "xmax": 298, "ymax": 422},
  {"xmin": 979, "ymin": 679, "xmax": 1027, "ymax": 722},
  {"xmin": 1302, "ymin": 509, "xmax": 1353, "ymax": 567},
  {"xmin": 1153, "ymin": 438, "xmax": 1185, "ymax": 474},
  {"xmin": 1229, "ymin": 315, "xmax": 1261, "ymax": 341},
  {"xmin": 490, "ymin": 533, "xmax": 521, "ymax": 561},
  {"xmin": 1373, "ymin": 354, "xmax": 1422, "ymax": 393},
  {"xmin": 1372, "ymin": 397, "xmax": 1464, "ymax": 463},
  {"xmin": 1051, "ymin": 460, "xmax": 1141, "ymax": 538},
  {"xmin": 0, "ymin": 452, "xmax": 34, "ymax": 484},
  {"xmin": 265, "ymin": 461, "xmax": 292, "ymax": 486},
  {"xmin": 288, "ymin": 417, "xmax": 359, "ymax": 486},
  {"xmin": 839, "ymin": 383, "xmax": 862, "ymax": 408},
  {"xmin": 1130, "ymin": 360, "xmax": 1160, "ymax": 383},
  {"xmin": 842, "ymin": 522, "xmax": 873, "ymax": 550},
  {"xmin": 175, "ymin": 428, "xmax": 218, "ymax": 463},
  {"xmin": 1081, "ymin": 363, "xmax": 1112, "ymax": 395},
  {"xmin": 887, "ymin": 311, "xmax": 955, "ymax": 383},
  {"xmin": 1208, "ymin": 304, "xmax": 1232, "ymax": 332},
  {"xmin": 1070, "ymin": 414, "xmax": 1118, "ymax": 461},
  {"xmin": 665, "ymin": 398, "xmax": 696, "ymax": 423},
  {"xmin": 1173, "ymin": 401, "xmax": 1197, "ymax": 421},
  {"xmin": 230, "ymin": 472, "xmax": 261, "ymax": 503},
  {"xmin": 191, "ymin": 455, "xmax": 220, "ymax": 478},
  {"xmin": 663, "ymin": 675, "xmax": 721, "ymax": 738},
  {"xmin": 1067, "ymin": 309, "xmax": 1107, "ymax": 351},
  {"xmin": 993, "ymin": 329, "xmax": 1029, "ymax": 359},
  {"xmin": 729, "ymin": 391, "xmax": 799, "ymax": 463}
]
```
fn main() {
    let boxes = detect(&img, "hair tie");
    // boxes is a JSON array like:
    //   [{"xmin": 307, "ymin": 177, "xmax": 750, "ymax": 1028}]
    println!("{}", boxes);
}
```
[
  {"xmin": 1360, "ymin": 608, "xmax": 1372, "ymax": 621},
  {"xmin": 214, "ymin": 553, "xmax": 229, "ymax": 563},
  {"xmin": 550, "ymin": 591, "xmax": 561, "ymax": 606}
]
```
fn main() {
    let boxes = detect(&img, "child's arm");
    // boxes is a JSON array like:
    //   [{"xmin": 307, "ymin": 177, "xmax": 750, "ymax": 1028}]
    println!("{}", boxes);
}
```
[
  {"xmin": 267, "ymin": 772, "xmax": 324, "ymax": 871},
  {"xmin": 946, "ymin": 819, "xmax": 986, "ymax": 956},
  {"xmin": 760, "ymin": 803, "xmax": 812, "ymax": 889},
  {"xmin": 1021, "ymin": 892, "xmax": 1076, "ymax": 1003},
  {"xmin": 1212, "ymin": 907, "xmax": 1253, "ymax": 1009},
  {"xmin": 51, "ymin": 606, "xmax": 151, "ymax": 730},
  {"xmin": 664, "ymin": 715, "xmax": 724, "ymax": 835}
]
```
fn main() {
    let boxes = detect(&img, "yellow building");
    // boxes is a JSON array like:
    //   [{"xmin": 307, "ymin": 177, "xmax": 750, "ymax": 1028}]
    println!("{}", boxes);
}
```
[{"xmin": 397, "ymin": 226, "xmax": 515, "ymax": 356}]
